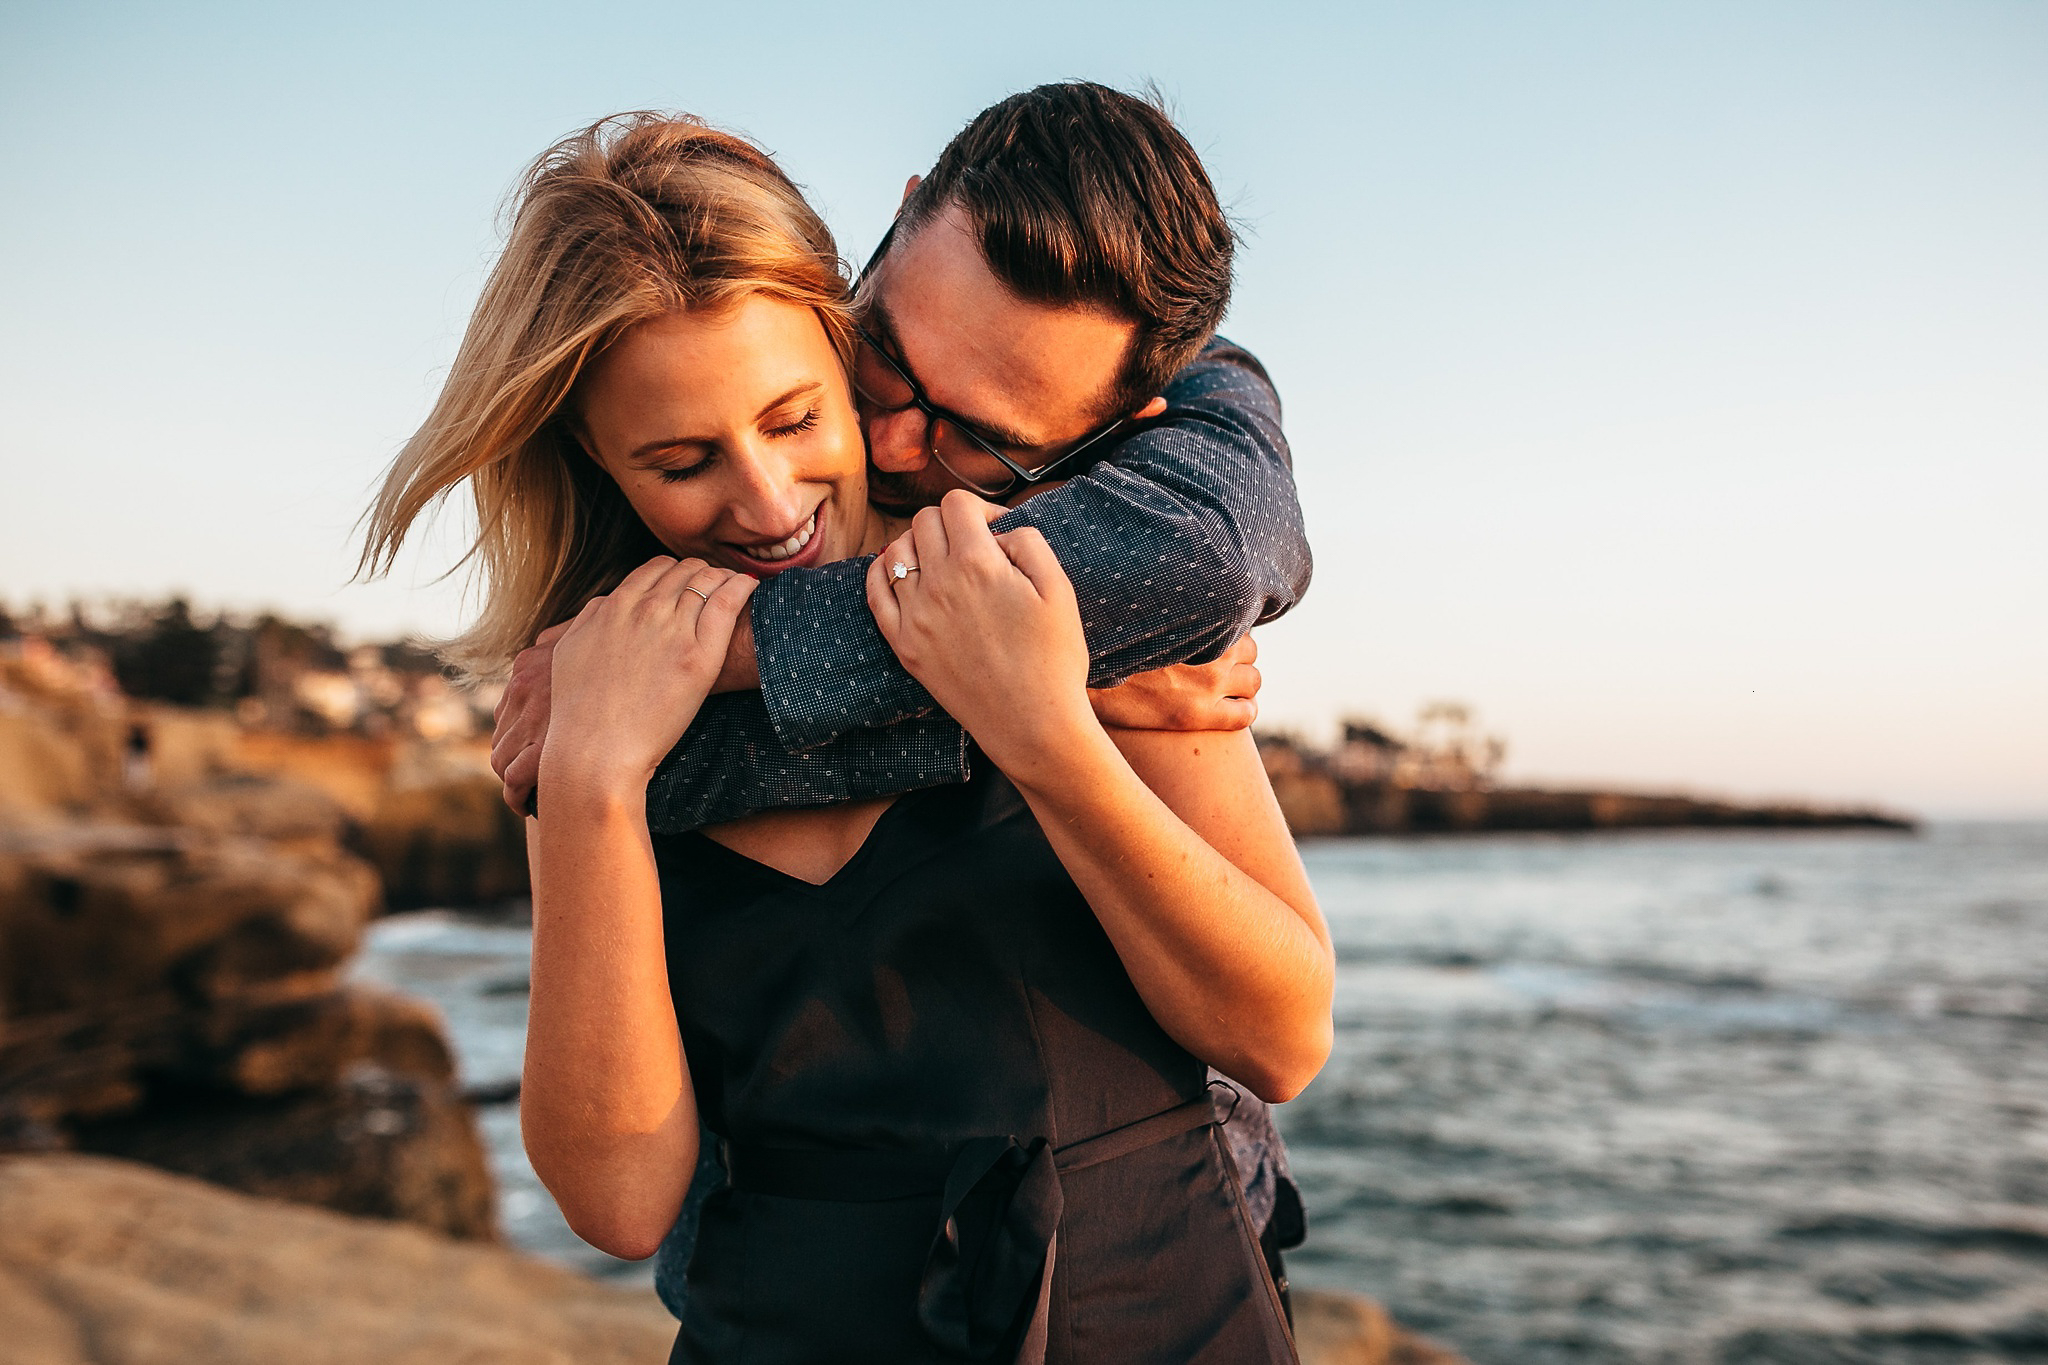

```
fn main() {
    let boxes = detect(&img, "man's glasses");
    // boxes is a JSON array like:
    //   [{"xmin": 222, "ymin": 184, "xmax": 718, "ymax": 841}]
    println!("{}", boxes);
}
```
[
  {"xmin": 849, "ymin": 223, "xmax": 1128, "ymax": 497},
  {"xmin": 849, "ymin": 326, "xmax": 1128, "ymax": 498}
]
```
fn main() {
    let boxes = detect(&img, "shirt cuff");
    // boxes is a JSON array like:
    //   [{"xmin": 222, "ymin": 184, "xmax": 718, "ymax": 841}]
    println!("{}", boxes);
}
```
[{"xmin": 748, "ymin": 554, "xmax": 938, "ymax": 751}]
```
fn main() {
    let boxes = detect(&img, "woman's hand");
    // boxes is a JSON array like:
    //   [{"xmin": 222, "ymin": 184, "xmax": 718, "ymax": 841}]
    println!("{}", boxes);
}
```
[
  {"xmin": 541, "ymin": 556, "xmax": 755, "ymax": 801},
  {"xmin": 866, "ymin": 490, "xmax": 1098, "ymax": 782}
]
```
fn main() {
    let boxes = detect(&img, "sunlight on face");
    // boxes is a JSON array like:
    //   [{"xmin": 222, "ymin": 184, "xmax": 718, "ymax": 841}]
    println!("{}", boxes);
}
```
[
  {"xmin": 574, "ymin": 295, "xmax": 872, "ymax": 577},
  {"xmin": 861, "ymin": 203, "xmax": 1141, "ymax": 504}
]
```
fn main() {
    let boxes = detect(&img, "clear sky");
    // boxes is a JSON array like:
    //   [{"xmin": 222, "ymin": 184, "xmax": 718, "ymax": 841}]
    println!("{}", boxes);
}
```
[{"xmin": 2, "ymin": 2, "xmax": 2043, "ymax": 816}]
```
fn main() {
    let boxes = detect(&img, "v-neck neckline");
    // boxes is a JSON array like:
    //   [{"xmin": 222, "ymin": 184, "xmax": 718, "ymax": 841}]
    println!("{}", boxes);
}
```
[{"xmin": 685, "ymin": 788, "xmax": 925, "ymax": 893}]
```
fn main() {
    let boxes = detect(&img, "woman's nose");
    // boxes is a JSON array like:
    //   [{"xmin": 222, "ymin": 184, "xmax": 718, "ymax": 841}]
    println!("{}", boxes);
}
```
[{"xmin": 725, "ymin": 447, "xmax": 809, "ymax": 536}]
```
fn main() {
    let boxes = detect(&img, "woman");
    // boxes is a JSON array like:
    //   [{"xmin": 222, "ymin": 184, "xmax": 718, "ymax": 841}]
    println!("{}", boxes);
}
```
[{"xmin": 363, "ymin": 113, "xmax": 1333, "ymax": 1364}]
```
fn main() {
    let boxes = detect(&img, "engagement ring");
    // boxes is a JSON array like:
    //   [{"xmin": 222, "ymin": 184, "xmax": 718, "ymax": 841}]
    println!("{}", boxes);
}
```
[{"xmin": 890, "ymin": 562, "xmax": 919, "ymax": 581}]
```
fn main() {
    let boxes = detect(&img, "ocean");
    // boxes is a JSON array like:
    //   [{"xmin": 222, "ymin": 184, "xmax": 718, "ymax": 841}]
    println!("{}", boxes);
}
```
[{"xmin": 352, "ymin": 822, "xmax": 2048, "ymax": 1364}]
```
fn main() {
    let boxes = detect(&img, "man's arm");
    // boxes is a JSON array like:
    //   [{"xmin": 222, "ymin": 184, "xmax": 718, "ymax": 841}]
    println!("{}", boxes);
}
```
[
  {"xmin": 641, "ymin": 693, "xmax": 969, "ymax": 834},
  {"xmin": 748, "ymin": 338, "xmax": 1309, "ymax": 750},
  {"xmin": 495, "ymin": 631, "xmax": 1261, "ymax": 821},
  {"xmin": 620, "ymin": 338, "xmax": 1306, "ymax": 832}
]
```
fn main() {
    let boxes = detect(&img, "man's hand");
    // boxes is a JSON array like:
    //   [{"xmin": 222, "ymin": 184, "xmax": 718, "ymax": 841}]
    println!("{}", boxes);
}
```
[
  {"xmin": 492, "ymin": 621, "xmax": 569, "ymax": 816},
  {"xmin": 1087, "ymin": 635, "xmax": 1261, "ymax": 732}
]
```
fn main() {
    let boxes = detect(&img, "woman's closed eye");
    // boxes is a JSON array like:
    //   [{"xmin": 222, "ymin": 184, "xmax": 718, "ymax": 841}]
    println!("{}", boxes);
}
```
[
  {"xmin": 653, "ymin": 409, "xmax": 820, "ymax": 484},
  {"xmin": 766, "ymin": 407, "xmax": 820, "ymax": 439},
  {"xmin": 656, "ymin": 456, "xmax": 714, "ymax": 484}
]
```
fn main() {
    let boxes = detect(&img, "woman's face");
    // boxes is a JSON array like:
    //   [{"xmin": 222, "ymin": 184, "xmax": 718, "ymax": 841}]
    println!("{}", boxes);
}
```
[{"xmin": 574, "ymin": 295, "xmax": 870, "ymax": 577}]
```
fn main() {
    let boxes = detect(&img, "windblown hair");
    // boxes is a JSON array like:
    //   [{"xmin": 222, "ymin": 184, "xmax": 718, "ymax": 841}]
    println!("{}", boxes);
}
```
[
  {"xmin": 359, "ymin": 112, "xmax": 855, "ymax": 681},
  {"xmin": 897, "ymin": 82, "xmax": 1235, "ymax": 410}
]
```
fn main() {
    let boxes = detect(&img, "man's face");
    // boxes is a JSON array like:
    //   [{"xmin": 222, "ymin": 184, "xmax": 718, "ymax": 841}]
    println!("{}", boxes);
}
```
[{"xmin": 857, "ymin": 201, "xmax": 1142, "ymax": 509}]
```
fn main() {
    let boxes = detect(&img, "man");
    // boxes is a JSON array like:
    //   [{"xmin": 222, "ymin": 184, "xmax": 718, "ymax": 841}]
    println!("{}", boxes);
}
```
[{"xmin": 492, "ymin": 81, "xmax": 1312, "ymax": 1317}]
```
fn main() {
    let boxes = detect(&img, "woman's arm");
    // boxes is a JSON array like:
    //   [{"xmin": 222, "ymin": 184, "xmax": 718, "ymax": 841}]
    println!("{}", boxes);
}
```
[
  {"xmin": 868, "ymin": 493, "xmax": 1334, "ymax": 1102},
  {"xmin": 1090, "ymin": 726, "xmax": 1331, "ymax": 1098},
  {"xmin": 520, "ymin": 555, "xmax": 754, "ymax": 1260}
]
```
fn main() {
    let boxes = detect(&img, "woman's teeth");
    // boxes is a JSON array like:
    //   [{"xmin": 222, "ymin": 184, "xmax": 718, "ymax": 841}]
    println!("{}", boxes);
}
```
[{"xmin": 744, "ymin": 512, "xmax": 817, "ymax": 562}]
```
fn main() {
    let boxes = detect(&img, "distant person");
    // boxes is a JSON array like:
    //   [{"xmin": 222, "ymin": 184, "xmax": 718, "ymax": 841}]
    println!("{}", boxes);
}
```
[
  {"xmin": 122, "ymin": 721, "xmax": 153, "ymax": 791},
  {"xmin": 365, "ymin": 107, "xmax": 1331, "ymax": 1362},
  {"xmin": 484, "ymin": 81, "xmax": 1317, "ymax": 1321}
]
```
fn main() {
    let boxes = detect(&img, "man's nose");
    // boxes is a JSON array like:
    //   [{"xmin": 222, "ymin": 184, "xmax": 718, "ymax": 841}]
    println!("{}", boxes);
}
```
[{"xmin": 865, "ymin": 405, "xmax": 932, "ymax": 475}]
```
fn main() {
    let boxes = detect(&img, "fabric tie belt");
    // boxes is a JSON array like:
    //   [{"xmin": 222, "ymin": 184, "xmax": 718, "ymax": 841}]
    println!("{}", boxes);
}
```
[{"xmin": 721, "ymin": 1086, "xmax": 1237, "ymax": 1363}]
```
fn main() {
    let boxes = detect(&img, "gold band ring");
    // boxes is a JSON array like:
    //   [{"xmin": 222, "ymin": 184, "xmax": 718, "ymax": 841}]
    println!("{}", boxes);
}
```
[
  {"xmin": 889, "ymin": 562, "xmax": 919, "ymax": 581},
  {"xmin": 683, "ymin": 585, "xmax": 713, "ymax": 602}
]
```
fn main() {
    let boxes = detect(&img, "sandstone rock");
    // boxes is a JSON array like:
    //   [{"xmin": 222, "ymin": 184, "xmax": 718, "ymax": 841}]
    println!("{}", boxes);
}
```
[
  {"xmin": 1, "ymin": 977, "xmax": 489, "ymax": 1239},
  {"xmin": 358, "ymin": 773, "xmax": 528, "ymax": 910},
  {"xmin": 1271, "ymin": 770, "xmax": 1347, "ymax": 837},
  {"xmin": 1294, "ymin": 1287, "xmax": 1469, "ymax": 1365},
  {"xmin": 75, "ymin": 1061, "xmax": 497, "ymax": 1240},
  {"xmin": 196, "ymin": 982, "xmax": 456, "ymax": 1096},
  {"xmin": 0, "ymin": 827, "xmax": 378, "ymax": 1016},
  {"xmin": 227, "ymin": 728, "xmax": 401, "ymax": 822},
  {"xmin": 130, "ymin": 703, "xmax": 244, "ymax": 790},
  {"xmin": 139, "ymin": 772, "xmax": 350, "ymax": 854},
  {"xmin": 0, "ymin": 1153, "xmax": 673, "ymax": 1365},
  {"xmin": 0, "ymin": 697, "xmax": 126, "ymax": 822},
  {"xmin": 0, "ymin": 699, "xmax": 503, "ymax": 1247}
]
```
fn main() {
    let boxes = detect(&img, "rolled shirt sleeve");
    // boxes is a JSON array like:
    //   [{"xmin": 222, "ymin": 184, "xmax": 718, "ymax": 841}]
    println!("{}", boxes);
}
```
[
  {"xmin": 646, "ymin": 337, "xmax": 1311, "ymax": 832},
  {"xmin": 751, "ymin": 337, "xmax": 1310, "ymax": 749}
]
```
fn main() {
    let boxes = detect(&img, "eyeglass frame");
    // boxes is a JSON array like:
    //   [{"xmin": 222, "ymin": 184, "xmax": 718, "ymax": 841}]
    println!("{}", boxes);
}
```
[{"xmin": 850, "ymin": 223, "xmax": 1132, "ymax": 497}]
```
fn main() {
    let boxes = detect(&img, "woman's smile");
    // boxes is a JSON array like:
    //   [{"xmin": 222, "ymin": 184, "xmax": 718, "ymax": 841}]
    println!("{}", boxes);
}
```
[
  {"xmin": 723, "ymin": 503, "xmax": 826, "ymax": 576},
  {"xmin": 573, "ymin": 296, "xmax": 876, "ymax": 576}
]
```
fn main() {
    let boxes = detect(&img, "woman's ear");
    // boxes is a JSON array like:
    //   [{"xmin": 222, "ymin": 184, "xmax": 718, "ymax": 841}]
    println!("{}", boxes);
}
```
[
  {"xmin": 900, "ymin": 174, "xmax": 922, "ymax": 207},
  {"xmin": 558, "ymin": 412, "xmax": 601, "ymax": 465},
  {"xmin": 1129, "ymin": 396, "xmax": 1168, "ymax": 422}
]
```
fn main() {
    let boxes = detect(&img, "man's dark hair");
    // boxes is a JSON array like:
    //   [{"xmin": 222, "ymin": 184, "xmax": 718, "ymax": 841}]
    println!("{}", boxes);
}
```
[{"xmin": 897, "ymin": 81, "xmax": 1235, "ymax": 408}]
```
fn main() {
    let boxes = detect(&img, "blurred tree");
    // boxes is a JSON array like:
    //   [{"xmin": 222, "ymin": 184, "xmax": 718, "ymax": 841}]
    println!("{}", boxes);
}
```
[{"xmin": 110, "ymin": 598, "xmax": 220, "ymax": 706}]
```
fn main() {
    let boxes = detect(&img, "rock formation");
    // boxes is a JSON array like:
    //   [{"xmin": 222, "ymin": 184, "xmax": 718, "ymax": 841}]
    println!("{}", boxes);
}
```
[
  {"xmin": 0, "ymin": 1154, "xmax": 670, "ymax": 1365},
  {"xmin": 1257, "ymin": 733, "xmax": 1915, "ymax": 836},
  {"xmin": 0, "ymin": 650, "xmax": 497, "ymax": 1238},
  {"xmin": 1292, "ymin": 1288, "xmax": 1468, "ymax": 1364},
  {"xmin": 0, "ymin": 1155, "xmax": 1461, "ymax": 1365},
  {"xmin": 154, "ymin": 711, "xmax": 530, "ymax": 911}
]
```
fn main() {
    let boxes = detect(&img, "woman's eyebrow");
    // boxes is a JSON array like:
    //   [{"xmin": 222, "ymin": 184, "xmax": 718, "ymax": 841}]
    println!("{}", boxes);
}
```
[
  {"xmin": 622, "ymin": 382, "xmax": 827, "ymax": 464},
  {"xmin": 626, "ymin": 435, "xmax": 711, "ymax": 465},
  {"xmin": 754, "ymin": 381, "xmax": 823, "ymax": 421}
]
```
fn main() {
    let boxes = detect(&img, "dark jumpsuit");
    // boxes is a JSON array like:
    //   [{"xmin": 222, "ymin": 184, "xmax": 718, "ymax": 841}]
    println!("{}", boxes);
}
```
[{"xmin": 655, "ymin": 763, "xmax": 1298, "ymax": 1365}]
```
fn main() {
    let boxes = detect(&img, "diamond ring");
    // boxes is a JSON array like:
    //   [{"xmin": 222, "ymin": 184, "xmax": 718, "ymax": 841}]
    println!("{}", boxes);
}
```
[{"xmin": 890, "ymin": 562, "xmax": 919, "ymax": 581}]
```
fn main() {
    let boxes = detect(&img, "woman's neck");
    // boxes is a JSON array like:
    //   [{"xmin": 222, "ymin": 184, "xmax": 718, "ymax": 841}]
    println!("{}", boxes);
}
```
[{"xmin": 857, "ymin": 504, "xmax": 911, "ymax": 559}]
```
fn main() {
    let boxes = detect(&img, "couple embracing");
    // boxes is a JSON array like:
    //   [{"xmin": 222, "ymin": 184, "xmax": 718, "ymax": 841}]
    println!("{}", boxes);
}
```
[{"xmin": 364, "ymin": 81, "xmax": 1333, "ymax": 1365}]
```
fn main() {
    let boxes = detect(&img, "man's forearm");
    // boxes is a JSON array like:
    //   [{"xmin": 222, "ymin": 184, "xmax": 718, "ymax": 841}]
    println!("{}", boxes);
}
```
[
  {"xmin": 645, "ymin": 340, "xmax": 1309, "ymax": 831},
  {"xmin": 745, "ymin": 339, "xmax": 1310, "ymax": 751},
  {"xmin": 643, "ymin": 691, "xmax": 968, "ymax": 833}
]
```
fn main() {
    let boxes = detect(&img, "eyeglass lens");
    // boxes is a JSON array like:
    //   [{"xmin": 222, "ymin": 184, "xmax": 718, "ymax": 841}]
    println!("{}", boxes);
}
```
[{"xmin": 926, "ymin": 419, "xmax": 1018, "ymax": 496}]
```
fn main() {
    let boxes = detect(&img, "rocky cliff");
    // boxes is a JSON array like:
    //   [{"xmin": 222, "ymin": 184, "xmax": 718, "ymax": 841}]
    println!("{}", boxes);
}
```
[
  {"xmin": 1258, "ymin": 735, "xmax": 1915, "ymax": 837},
  {"xmin": 0, "ymin": 1155, "xmax": 668, "ymax": 1365},
  {"xmin": 0, "ymin": 650, "xmax": 497, "ymax": 1239},
  {"xmin": 0, "ymin": 1154, "xmax": 1462, "ymax": 1365}
]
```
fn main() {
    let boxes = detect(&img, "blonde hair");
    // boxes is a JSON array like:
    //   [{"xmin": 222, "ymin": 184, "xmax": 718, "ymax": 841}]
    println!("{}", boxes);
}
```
[{"xmin": 360, "ymin": 112, "xmax": 856, "ymax": 680}]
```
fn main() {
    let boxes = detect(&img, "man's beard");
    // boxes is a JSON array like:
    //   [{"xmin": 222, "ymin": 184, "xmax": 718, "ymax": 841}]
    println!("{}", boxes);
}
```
[{"xmin": 866, "ymin": 464, "xmax": 940, "ymax": 518}]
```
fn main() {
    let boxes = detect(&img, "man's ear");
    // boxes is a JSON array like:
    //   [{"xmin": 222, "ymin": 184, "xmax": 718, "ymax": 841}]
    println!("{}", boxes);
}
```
[
  {"xmin": 1129, "ymin": 396, "xmax": 1168, "ymax": 422},
  {"xmin": 900, "ymin": 174, "xmax": 922, "ymax": 207}
]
